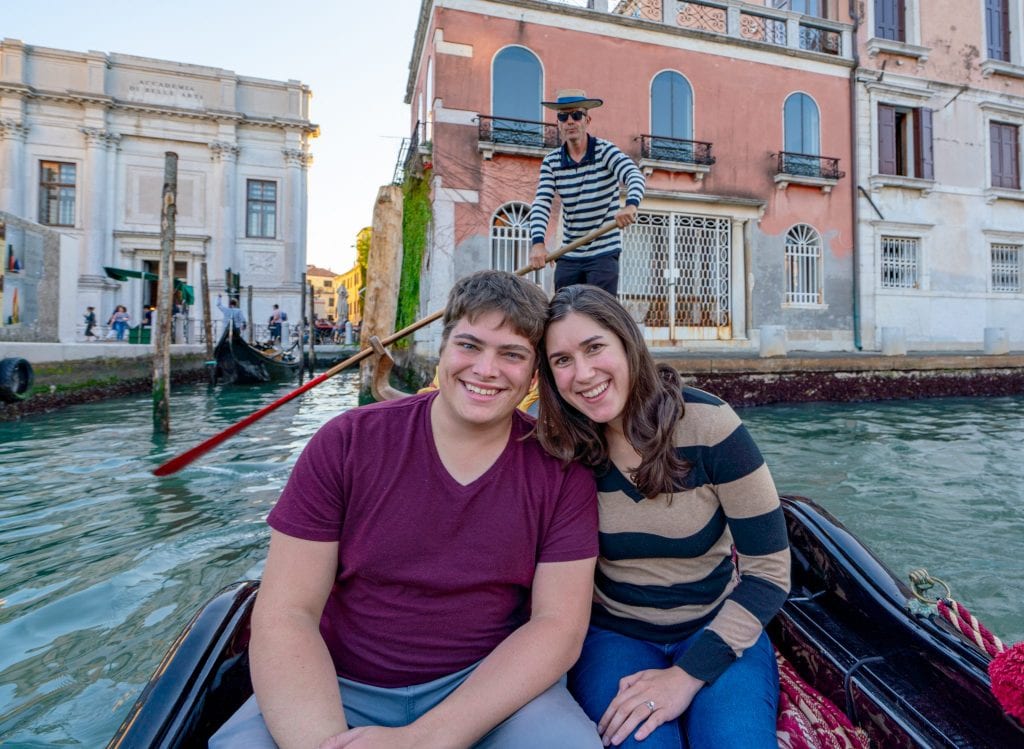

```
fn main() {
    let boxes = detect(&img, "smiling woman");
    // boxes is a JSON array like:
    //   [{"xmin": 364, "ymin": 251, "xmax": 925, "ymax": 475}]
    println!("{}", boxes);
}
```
[{"xmin": 537, "ymin": 285, "xmax": 790, "ymax": 749}]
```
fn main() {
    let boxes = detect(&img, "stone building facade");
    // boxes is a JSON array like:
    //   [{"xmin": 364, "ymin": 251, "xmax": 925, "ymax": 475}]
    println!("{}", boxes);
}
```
[
  {"xmin": 403, "ymin": 0, "xmax": 857, "ymax": 355},
  {"xmin": 853, "ymin": 0, "xmax": 1023, "ymax": 351},
  {"xmin": 401, "ymin": 0, "xmax": 1022, "ymax": 355},
  {"xmin": 0, "ymin": 38, "xmax": 316, "ymax": 341}
]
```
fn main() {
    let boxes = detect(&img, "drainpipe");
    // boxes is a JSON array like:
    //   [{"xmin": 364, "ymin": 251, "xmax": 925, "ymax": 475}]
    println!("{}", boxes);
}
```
[{"xmin": 849, "ymin": 0, "xmax": 863, "ymax": 350}]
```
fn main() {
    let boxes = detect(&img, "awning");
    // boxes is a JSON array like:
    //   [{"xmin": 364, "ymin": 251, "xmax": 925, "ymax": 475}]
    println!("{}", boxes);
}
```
[{"xmin": 103, "ymin": 266, "xmax": 195, "ymax": 305}]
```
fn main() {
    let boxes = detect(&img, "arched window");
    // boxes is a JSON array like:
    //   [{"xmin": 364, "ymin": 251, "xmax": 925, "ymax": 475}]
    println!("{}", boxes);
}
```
[
  {"xmin": 492, "ymin": 47, "xmax": 543, "ymax": 145},
  {"xmin": 784, "ymin": 224, "xmax": 824, "ymax": 305},
  {"xmin": 491, "ymin": 203, "xmax": 542, "ymax": 283},
  {"xmin": 784, "ymin": 93, "xmax": 821, "ymax": 176},
  {"xmin": 650, "ymin": 71, "xmax": 693, "ymax": 160}
]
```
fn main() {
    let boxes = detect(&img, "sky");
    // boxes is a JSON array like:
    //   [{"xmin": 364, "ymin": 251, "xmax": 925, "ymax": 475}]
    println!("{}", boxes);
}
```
[{"xmin": 3, "ymin": 0, "xmax": 424, "ymax": 272}]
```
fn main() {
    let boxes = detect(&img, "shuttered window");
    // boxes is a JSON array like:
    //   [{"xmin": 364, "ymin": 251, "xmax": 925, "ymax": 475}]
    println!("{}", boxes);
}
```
[
  {"xmin": 914, "ymin": 108, "xmax": 934, "ymax": 180},
  {"xmin": 991, "ymin": 122, "xmax": 1020, "ymax": 189},
  {"xmin": 986, "ymin": 0, "xmax": 1011, "ymax": 62},
  {"xmin": 874, "ymin": 0, "xmax": 906, "ymax": 41},
  {"xmin": 878, "ymin": 104, "xmax": 933, "ymax": 178}
]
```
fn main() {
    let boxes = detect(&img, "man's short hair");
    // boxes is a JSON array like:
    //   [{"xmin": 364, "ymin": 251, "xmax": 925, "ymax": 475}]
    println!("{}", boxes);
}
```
[{"xmin": 441, "ymin": 270, "xmax": 548, "ymax": 349}]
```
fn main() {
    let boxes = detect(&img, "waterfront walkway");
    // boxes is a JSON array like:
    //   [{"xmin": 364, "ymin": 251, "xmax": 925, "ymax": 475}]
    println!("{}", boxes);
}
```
[{"xmin": 3, "ymin": 342, "xmax": 1022, "ymax": 412}]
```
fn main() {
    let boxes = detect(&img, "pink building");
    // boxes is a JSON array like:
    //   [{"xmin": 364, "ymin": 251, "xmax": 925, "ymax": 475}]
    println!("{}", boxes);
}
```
[{"xmin": 403, "ymin": 0, "xmax": 856, "ymax": 354}]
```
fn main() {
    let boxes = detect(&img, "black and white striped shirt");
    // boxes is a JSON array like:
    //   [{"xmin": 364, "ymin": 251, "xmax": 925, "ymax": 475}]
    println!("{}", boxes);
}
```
[
  {"xmin": 530, "ymin": 135, "xmax": 645, "ymax": 260},
  {"xmin": 592, "ymin": 387, "xmax": 791, "ymax": 684}
]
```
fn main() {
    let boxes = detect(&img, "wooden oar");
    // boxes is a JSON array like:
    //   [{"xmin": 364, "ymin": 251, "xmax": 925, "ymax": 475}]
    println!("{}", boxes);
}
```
[{"xmin": 152, "ymin": 220, "xmax": 619, "ymax": 476}]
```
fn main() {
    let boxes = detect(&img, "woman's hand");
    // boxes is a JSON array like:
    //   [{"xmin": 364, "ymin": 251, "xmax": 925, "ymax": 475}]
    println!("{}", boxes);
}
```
[{"xmin": 597, "ymin": 666, "xmax": 704, "ymax": 746}]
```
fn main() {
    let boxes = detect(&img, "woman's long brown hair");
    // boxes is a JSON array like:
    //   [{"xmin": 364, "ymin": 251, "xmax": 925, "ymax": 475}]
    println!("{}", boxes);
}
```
[{"xmin": 536, "ymin": 285, "xmax": 688, "ymax": 498}]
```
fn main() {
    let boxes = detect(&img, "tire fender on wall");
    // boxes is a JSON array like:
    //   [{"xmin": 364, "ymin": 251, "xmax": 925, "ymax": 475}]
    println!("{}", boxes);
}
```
[{"xmin": 0, "ymin": 357, "xmax": 35, "ymax": 402}]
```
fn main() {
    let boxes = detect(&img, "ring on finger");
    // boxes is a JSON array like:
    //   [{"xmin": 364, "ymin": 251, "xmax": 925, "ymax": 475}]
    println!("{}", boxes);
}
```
[{"xmin": 645, "ymin": 699, "xmax": 656, "ymax": 712}]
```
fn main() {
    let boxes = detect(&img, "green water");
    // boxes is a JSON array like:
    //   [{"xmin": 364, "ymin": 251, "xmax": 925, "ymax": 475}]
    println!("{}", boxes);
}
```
[{"xmin": 0, "ymin": 383, "xmax": 1021, "ymax": 745}]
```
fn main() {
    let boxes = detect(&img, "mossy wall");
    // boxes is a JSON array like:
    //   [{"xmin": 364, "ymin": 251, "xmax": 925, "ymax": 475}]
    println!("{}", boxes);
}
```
[{"xmin": 394, "ymin": 171, "xmax": 431, "ymax": 345}]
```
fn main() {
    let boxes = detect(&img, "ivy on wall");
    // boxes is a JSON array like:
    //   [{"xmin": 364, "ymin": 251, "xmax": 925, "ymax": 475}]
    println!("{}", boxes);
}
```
[{"xmin": 394, "ymin": 170, "xmax": 431, "ymax": 345}]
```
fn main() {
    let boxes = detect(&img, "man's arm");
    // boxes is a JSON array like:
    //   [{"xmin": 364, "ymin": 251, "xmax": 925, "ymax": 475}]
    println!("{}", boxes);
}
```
[
  {"xmin": 321, "ymin": 556, "xmax": 597, "ymax": 749},
  {"xmin": 250, "ymin": 530, "xmax": 347, "ymax": 749},
  {"xmin": 528, "ymin": 158, "xmax": 556, "ymax": 269}
]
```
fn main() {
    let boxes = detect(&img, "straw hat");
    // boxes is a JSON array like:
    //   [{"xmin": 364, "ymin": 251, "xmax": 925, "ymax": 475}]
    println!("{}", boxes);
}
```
[{"xmin": 542, "ymin": 88, "xmax": 604, "ymax": 111}]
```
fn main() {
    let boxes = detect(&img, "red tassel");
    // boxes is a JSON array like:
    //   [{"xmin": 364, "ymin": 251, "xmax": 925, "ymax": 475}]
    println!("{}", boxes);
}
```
[{"xmin": 990, "ymin": 641, "xmax": 1024, "ymax": 722}]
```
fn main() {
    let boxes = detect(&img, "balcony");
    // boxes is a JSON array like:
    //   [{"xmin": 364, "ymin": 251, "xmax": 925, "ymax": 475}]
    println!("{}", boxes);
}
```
[
  {"xmin": 538, "ymin": 1, "xmax": 850, "ymax": 59},
  {"xmin": 637, "ymin": 134, "xmax": 715, "ymax": 180},
  {"xmin": 392, "ymin": 121, "xmax": 432, "ymax": 184},
  {"xmin": 477, "ymin": 115, "xmax": 560, "ymax": 160},
  {"xmin": 774, "ymin": 152, "xmax": 844, "ymax": 193}
]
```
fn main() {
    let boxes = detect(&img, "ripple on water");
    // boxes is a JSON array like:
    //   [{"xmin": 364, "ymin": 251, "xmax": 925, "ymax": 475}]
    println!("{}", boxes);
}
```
[{"xmin": 742, "ymin": 396, "xmax": 1024, "ymax": 644}]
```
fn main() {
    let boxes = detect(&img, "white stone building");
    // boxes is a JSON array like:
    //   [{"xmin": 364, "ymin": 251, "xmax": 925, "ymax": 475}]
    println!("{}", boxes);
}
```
[
  {"xmin": 0, "ymin": 38, "xmax": 316, "ymax": 340},
  {"xmin": 854, "ymin": 2, "xmax": 1024, "ymax": 352}
]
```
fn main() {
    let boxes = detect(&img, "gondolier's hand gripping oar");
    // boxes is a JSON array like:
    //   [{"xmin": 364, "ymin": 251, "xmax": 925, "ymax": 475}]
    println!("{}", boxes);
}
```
[{"xmin": 153, "ymin": 220, "xmax": 619, "ymax": 476}]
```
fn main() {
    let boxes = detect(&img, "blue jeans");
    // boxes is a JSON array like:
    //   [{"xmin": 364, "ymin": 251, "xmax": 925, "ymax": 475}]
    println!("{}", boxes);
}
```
[
  {"xmin": 568, "ymin": 625, "xmax": 778, "ymax": 749},
  {"xmin": 210, "ymin": 660, "xmax": 600, "ymax": 748}
]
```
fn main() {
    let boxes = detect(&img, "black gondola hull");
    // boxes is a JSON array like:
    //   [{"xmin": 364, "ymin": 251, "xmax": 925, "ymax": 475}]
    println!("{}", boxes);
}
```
[
  {"xmin": 107, "ymin": 496, "xmax": 1024, "ymax": 748},
  {"xmin": 213, "ymin": 327, "xmax": 300, "ymax": 385}
]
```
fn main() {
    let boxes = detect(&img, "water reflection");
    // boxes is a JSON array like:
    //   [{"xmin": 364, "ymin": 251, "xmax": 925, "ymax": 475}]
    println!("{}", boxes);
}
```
[{"xmin": 0, "ymin": 384, "xmax": 1020, "ymax": 745}]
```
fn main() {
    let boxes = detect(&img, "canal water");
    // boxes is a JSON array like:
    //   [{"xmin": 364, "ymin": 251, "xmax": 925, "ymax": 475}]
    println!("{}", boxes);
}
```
[{"xmin": 0, "ymin": 379, "xmax": 1021, "ymax": 746}]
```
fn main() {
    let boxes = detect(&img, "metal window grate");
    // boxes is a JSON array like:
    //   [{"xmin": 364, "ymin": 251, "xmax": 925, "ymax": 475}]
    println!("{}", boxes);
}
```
[
  {"xmin": 991, "ymin": 243, "xmax": 1022, "ymax": 292},
  {"xmin": 491, "ymin": 203, "xmax": 543, "ymax": 285},
  {"xmin": 880, "ymin": 236, "xmax": 920, "ymax": 289},
  {"xmin": 785, "ymin": 224, "xmax": 823, "ymax": 305},
  {"xmin": 620, "ymin": 211, "xmax": 731, "ymax": 338}
]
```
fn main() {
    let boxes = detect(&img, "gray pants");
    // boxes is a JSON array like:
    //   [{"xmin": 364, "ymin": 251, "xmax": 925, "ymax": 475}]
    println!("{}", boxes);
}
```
[{"xmin": 209, "ymin": 660, "xmax": 601, "ymax": 748}]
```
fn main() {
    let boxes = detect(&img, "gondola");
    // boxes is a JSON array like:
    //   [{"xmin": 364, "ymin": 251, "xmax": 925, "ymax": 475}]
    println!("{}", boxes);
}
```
[
  {"xmin": 213, "ymin": 324, "xmax": 301, "ymax": 385},
  {"xmin": 106, "ymin": 495, "xmax": 1024, "ymax": 748}
]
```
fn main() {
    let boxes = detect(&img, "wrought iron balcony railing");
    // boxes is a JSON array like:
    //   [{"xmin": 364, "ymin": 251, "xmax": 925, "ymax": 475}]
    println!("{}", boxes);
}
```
[
  {"xmin": 544, "ymin": 0, "xmax": 850, "ymax": 59},
  {"xmin": 392, "ymin": 121, "xmax": 430, "ymax": 184},
  {"xmin": 478, "ymin": 115, "xmax": 560, "ymax": 150},
  {"xmin": 777, "ymin": 151, "xmax": 845, "ymax": 180},
  {"xmin": 638, "ymin": 134, "xmax": 715, "ymax": 166}
]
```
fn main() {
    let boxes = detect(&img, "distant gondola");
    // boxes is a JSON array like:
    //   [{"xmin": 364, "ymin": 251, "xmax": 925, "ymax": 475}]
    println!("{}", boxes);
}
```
[
  {"xmin": 213, "ymin": 324, "xmax": 300, "ymax": 385},
  {"xmin": 106, "ymin": 495, "xmax": 1024, "ymax": 748}
]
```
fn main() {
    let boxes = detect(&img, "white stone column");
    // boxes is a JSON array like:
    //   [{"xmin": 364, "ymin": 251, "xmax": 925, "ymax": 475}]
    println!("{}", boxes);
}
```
[
  {"xmin": 0, "ymin": 119, "xmax": 29, "ymax": 216},
  {"xmin": 786, "ymin": 18, "xmax": 801, "ymax": 50},
  {"xmin": 282, "ymin": 148, "xmax": 309, "ymax": 285},
  {"xmin": 730, "ymin": 217, "xmax": 747, "ymax": 339},
  {"xmin": 210, "ymin": 140, "xmax": 239, "ymax": 287},
  {"xmin": 81, "ymin": 127, "xmax": 110, "ymax": 280},
  {"xmin": 726, "ymin": 6, "xmax": 741, "ymax": 38},
  {"xmin": 104, "ymin": 133, "xmax": 121, "ymax": 268}
]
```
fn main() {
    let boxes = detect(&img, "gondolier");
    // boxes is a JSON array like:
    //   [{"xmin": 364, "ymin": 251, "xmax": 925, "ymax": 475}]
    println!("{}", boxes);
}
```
[
  {"xmin": 528, "ymin": 88, "xmax": 645, "ymax": 296},
  {"xmin": 216, "ymin": 295, "xmax": 246, "ymax": 332}
]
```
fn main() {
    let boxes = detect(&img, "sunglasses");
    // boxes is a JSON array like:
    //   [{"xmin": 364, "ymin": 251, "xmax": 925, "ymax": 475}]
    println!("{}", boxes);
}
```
[{"xmin": 556, "ymin": 110, "xmax": 587, "ymax": 122}]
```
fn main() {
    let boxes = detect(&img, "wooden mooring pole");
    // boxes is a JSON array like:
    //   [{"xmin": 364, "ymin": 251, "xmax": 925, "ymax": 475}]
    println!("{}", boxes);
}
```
[
  {"xmin": 299, "ymin": 273, "xmax": 307, "ymax": 383},
  {"xmin": 308, "ymin": 282, "xmax": 316, "ymax": 376},
  {"xmin": 153, "ymin": 151, "xmax": 177, "ymax": 433},
  {"xmin": 246, "ymin": 285, "xmax": 254, "ymax": 344},
  {"xmin": 200, "ymin": 261, "xmax": 213, "ymax": 360}
]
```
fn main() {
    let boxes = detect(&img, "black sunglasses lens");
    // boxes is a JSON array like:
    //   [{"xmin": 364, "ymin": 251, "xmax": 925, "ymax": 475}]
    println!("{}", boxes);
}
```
[{"xmin": 557, "ymin": 111, "xmax": 585, "ymax": 122}]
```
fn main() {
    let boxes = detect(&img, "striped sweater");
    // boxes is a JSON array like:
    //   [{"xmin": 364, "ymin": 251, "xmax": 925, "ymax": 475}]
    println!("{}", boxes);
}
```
[
  {"xmin": 530, "ymin": 135, "xmax": 645, "ymax": 260},
  {"xmin": 592, "ymin": 387, "xmax": 791, "ymax": 684}
]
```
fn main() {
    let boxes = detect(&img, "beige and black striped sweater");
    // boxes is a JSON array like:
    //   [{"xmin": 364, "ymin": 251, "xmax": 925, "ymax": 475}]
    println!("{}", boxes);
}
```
[{"xmin": 592, "ymin": 386, "xmax": 791, "ymax": 683}]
